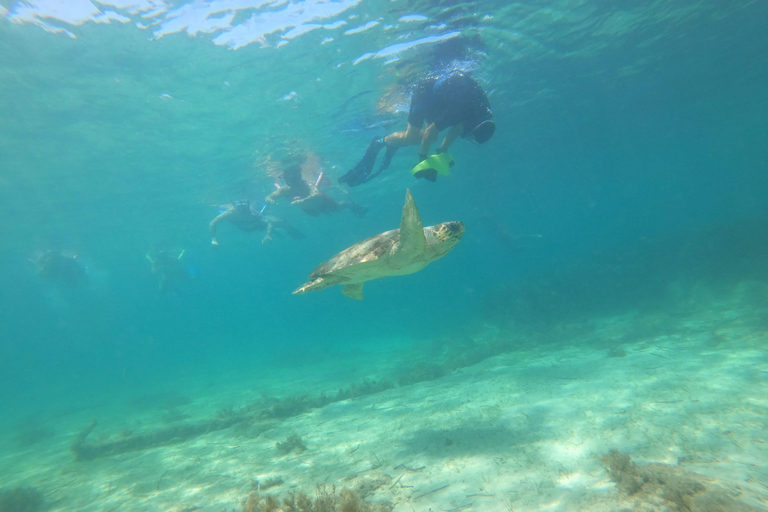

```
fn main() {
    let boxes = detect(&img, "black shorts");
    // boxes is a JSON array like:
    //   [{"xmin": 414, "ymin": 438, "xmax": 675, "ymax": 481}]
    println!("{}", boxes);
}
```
[{"xmin": 408, "ymin": 72, "xmax": 492, "ymax": 133}]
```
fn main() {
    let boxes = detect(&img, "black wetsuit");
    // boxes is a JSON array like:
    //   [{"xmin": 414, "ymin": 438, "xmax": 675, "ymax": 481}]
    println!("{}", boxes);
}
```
[
  {"xmin": 408, "ymin": 72, "xmax": 493, "ymax": 134},
  {"xmin": 228, "ymin": 205, "xmax": 269, "ymax": 232}
]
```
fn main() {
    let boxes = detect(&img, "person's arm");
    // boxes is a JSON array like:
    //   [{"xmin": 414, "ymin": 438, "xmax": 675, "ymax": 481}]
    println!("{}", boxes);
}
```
[
  {"xmin": 266, "ymin": 186, "xmax": 290, "ymax": 204},
  {"xmin": 209, "ymin": 210, "xmax": 231, "ymax": 246},
  {"xmin": 292, "ymin": 183, "xmax": 321, "ymax": 204},
  {"xmin": 418, "ymin": 123, "xmax": 439, "ymax": 161},
  {"xmin": 438, "ymin": 125, "xmax": 463, "ymax": 153},
  {"xmin": 262, "ymin": 218, "xmax": 274, "ymax": 244}
]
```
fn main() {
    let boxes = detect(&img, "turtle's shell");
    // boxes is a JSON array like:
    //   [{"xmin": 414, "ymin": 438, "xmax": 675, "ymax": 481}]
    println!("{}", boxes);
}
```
[{"xmin": 309, "ymin": 228, "xmax": 400, "ymax": 279}]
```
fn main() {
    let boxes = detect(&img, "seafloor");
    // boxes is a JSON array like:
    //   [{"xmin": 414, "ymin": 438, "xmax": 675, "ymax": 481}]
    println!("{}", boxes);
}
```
[{"xmin": 1, "ymin": 279, "xmax": 767, "ymax": 512}]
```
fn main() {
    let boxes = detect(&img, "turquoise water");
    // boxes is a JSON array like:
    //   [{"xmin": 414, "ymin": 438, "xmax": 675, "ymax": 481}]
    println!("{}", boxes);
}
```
[{"xmin": 1, "ymin": 1, "xmax": 768, "ymax": 511}]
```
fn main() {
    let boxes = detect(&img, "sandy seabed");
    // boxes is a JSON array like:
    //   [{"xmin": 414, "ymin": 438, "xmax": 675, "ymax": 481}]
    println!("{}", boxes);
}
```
[{"xmin": 2, "ymin": 286, "xmax": 767, "ymax": 512}]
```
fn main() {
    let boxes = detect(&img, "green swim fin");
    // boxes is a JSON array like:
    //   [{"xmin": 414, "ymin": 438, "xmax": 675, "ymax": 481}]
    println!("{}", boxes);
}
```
[{"xmin": 411, "ymin": 153, "xmax": 454, "ymax": 181}]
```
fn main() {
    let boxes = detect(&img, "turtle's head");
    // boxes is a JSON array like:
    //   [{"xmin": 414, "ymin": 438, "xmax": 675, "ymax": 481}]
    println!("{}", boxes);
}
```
[
  {"xmin": 428, "ymin": 221, "xmax": 465, "ymax": 257},
  {"xmin": 435, "ymin": 221, "xmax": 464, "ymax": 242}
]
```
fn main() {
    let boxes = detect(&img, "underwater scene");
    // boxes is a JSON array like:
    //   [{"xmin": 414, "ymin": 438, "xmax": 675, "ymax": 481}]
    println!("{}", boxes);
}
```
[{"xmin": 1, "ymin": 0, "xmax": 767, "ymax": 510}]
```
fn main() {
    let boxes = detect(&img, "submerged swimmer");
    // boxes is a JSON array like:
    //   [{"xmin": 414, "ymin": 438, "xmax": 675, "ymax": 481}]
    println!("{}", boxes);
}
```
[
  {"xmin": 266, "ymin": 154, "xmax": 367, "ymax": 218},
  {"xmin": 29, "ymin": 250, "xmax": 87, "ymax": 287},
  {"xmin": 209, "ymin": 200, "xmax": 304, "ymax": 246},
  {"xmin": 145, "ymin": 247, "xmax": 190, "ymax": 293}
]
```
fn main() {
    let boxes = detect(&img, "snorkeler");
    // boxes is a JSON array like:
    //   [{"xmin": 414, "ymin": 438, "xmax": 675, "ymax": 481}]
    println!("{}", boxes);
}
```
[
  {"xmin": 266, "ymin": 154, "xmax": 367, "ymax": 218},
  {"xmin": 339, "ymin": 71, "xmax": 495, "ymax": 186},
  {"xmin": 209, "ymin": 200, "xmax": 305, "ymax": 246},
  {"xmin": 28, "ymin": 249, "xmax": 87, "ymax": 287},
  {"xmin": 145, "ymin": 247, "xmax": 190, "ymax": 293}
]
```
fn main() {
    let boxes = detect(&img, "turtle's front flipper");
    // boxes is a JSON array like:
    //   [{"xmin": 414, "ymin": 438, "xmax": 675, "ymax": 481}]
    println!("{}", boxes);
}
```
[
  {"xmin": 399, "ymin": 189, "xmax": 426, "ymax": 254},
  {"xmin": 342, "ymin": 283, "xmax": 364, "ymax": 300}
]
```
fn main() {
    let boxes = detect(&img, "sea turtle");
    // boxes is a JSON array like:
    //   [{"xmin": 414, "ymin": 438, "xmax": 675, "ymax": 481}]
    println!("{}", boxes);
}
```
[{"xmin": 293, "ymin": 189, "xmax": 464, "ymax": 300}]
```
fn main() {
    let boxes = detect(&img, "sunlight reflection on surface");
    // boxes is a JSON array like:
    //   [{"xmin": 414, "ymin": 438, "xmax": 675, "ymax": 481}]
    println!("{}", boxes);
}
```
[{"xmin": 7, "ymin": 0, "xmax": 468, "ymax": 65}]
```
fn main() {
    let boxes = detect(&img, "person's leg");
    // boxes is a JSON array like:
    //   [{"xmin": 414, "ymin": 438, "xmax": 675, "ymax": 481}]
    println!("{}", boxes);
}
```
[
  {"xmin": 340, "ymin": 129, "xmax": 405, "ymax": 186},
  {"xmin": 345, "ymin": 201, "xmax": 368, "ymax": 218},
  {"xmin": 281, "ymin": 224, "xmax": 306, "ymax": 240},
  {"xmin": 383, "ymin": 122, "xmax": 422, "ymax": 147},
  {"xmin": 371, "ymin": 122, "xmax": 424, "ymax": 172},
  {"xmin": 271, "ymin": 218, "xmax": 306, "ymax": 240},
  {"xmin": 340, "ymin": 80, "xmax": 430, "ymax": 186}
]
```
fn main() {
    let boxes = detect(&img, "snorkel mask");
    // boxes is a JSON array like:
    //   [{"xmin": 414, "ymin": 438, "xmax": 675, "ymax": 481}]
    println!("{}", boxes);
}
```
[{"xmin": 468, "ymin": 119, "xmax": 496, "ymax": 144}]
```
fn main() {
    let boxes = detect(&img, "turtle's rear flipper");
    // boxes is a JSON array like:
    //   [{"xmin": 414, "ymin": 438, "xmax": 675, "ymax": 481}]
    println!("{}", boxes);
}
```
[{"xmin": 342, "ymin": 283, "xmax": 364, "ymax": 300}]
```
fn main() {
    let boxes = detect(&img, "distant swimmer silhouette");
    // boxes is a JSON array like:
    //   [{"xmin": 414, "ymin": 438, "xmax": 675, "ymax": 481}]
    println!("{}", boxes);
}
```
[
  {"xmin": 293, "ymin": 189, "xmax": 463, "ymax": 300},
  {"xmin": 266, "ymin": 152, "xmax": 367, "ymax": 218},
  {"xmin": 145, "ymin": 247, "xmax": 192, "ymax": 293},
  {"xmin": 209, "ymin": 200, "xmax": 304, "ymax": 246},
  {"xmin": 29, "ymin": 249, "xmax": 87, "ymax": 287}
]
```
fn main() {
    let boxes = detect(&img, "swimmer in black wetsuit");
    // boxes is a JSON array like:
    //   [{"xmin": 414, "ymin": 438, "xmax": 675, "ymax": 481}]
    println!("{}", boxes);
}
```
[
  {"xmin": 339, "ymin": 71, "xmax": 495, "ymax": 186},
  {"xmin": 145, "ymin": 247, "xmax": 188, "ymax": 293},
  {"xmin": 209, "ymin": 200, "xmax": 304, "ymax": 246},
  {"xmin": 267, "ymin": 157, "xmax": 367, "ymax": 218},
  {"xmin": 29, "ymin": 249, "xmax": 87, "ymax": 287}
]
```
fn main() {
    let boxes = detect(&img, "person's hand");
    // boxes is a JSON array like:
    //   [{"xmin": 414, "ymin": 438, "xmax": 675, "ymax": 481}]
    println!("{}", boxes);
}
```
[
  {"xmin": 211, "ymin": 238, "xmax": 219, "ymax": 247},
  {"xmin": 262, "ymin": 235, "xmax": 272, "ymax": 245},
  {"xmin": 265, "ymin": 196, "xmax": 277, "ymax": 205}
]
